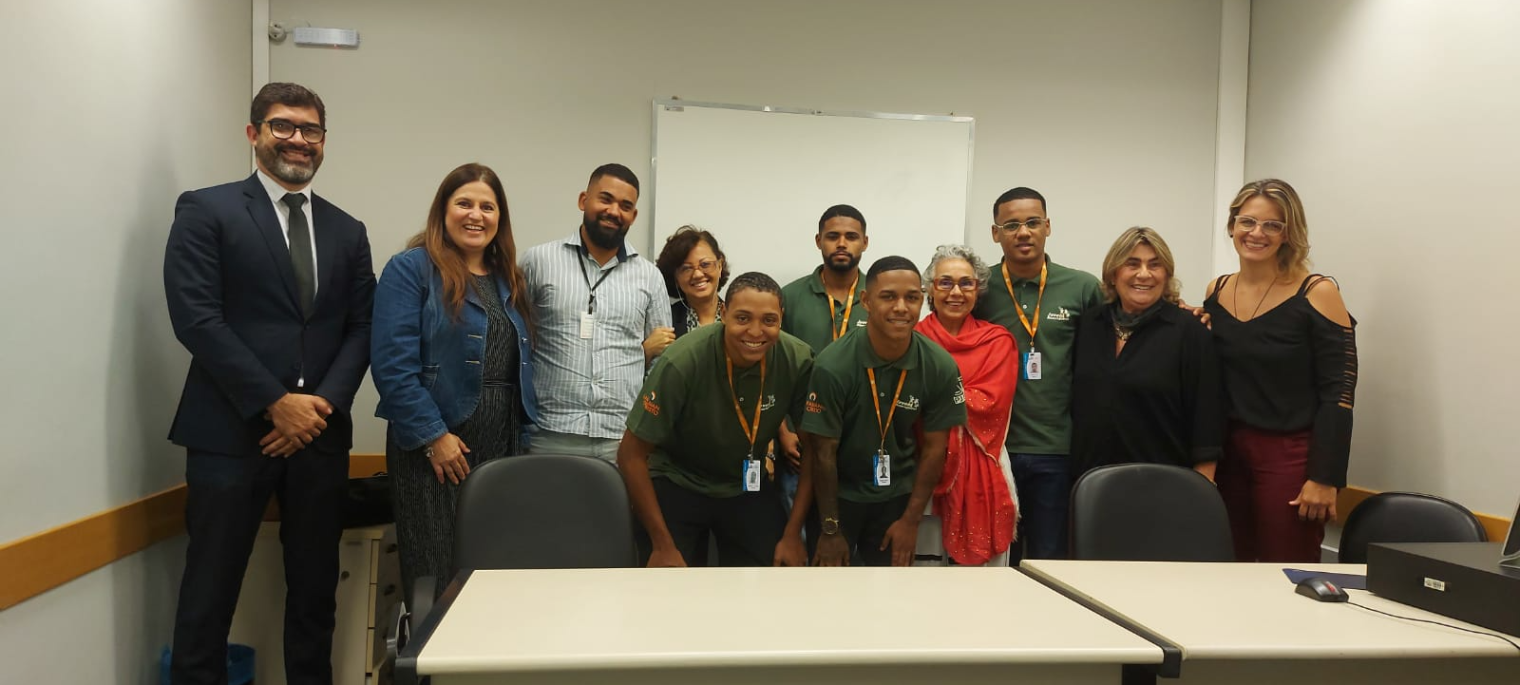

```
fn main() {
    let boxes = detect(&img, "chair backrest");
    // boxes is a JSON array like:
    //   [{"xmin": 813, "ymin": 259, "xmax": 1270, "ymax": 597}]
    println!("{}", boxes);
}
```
[
  {"xmin": 453, "ymin": 454, "xmax": 638, "ymax": 569},
  {"xmin": 1070, "ymin": 463, "xmax": 1234, "ymax": 562},
  {"xmin": 1338, "ymin": 491, "xmax": 1486, "ymax": 563}
]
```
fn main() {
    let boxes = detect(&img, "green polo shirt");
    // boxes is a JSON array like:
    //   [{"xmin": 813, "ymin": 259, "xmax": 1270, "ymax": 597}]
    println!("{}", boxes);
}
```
[
  {"xmin": 627, "ymin": 323, "xmax": 814, "ymax": 498},
  {"xmin": 780, "ymin": 265, "xmax": 869, "ymax": 353},
  {"xmin": 800, "ymin": 328, "xmax": 967, "ymax": 503},
  {"xmin": 973, "ymin": 256, "xmax": 1102, "ymax": 456}
]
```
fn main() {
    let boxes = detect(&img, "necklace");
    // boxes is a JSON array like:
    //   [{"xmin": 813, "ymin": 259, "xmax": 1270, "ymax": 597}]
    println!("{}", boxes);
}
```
[
  {"xmin": 1233, "ymin": 275, "xmax": 1278, "ymax": 321},
  {"xmin": 1113, "ymin": 322, "xmax": 1134, "ymax": 342}
]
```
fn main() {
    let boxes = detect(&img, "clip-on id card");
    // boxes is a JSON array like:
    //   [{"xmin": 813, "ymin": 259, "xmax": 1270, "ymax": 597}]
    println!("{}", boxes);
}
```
[
  {"xmin": 873, "ymin": 451, "xmax": 891, "ymax": 487},
  {"xmin": 743, "ymin": 459, "xmax": 762, "ymax": 492},
  {"xmin": 1023, "ymin": 350, "xmax": 1042, "ymax": 380}
]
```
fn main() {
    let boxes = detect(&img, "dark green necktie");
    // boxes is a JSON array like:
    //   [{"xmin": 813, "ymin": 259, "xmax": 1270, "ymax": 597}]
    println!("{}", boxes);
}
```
[{"xmin": 282, "ymin": 193, "xmax": 315, "ymax": 318}]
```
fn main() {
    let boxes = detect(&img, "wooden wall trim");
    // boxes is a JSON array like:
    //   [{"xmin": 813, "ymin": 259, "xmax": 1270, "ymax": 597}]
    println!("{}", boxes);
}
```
[
  {"xmin": 0, "ymin": 454, "xmax": 388, "ymax": 612},
  {"xmin": 0, "ymin": 484, "xmax": 188, "ymax": 611}
]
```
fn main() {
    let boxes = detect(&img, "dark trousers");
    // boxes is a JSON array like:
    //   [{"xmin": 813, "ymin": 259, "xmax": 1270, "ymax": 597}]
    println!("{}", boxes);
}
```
[
  {"xmin": 1007, "ymin": 453, "xmax": 1072, "ymax": 564},
  {"xmin": 635, "ymin": 478, "xmax": 788, "ymax": 567},
  {"xmin": 806, "ymin": 494, "xmax": 912, "ymax": 566},
  {"xmin": 1217, "ymin": 422, "xmax": 1323, "ymax": 563},
  {"xmin": 170, "ymin": 447, "xmax": 348, "ymax": 685}
]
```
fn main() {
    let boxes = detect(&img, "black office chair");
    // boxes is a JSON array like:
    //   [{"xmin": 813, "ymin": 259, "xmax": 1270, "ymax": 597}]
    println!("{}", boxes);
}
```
[
  {"xmin": 1338, "ymin": 491, "xmax": 1486, "ymax": 563},
  {"xmin": 389, "ymin": 454, "xmax": 637, "ymax": 673},
  {"xmin": 1070, "ymin": 463, "xmax": 1234, "ymax": 562}
]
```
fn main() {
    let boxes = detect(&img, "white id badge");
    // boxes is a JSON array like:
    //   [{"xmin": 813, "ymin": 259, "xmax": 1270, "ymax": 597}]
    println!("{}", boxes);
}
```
[
  {"xmin": 873, "ymin": 451, "xmax": 891, "ymax": 487},
  {"xmin": 743, "ymin": 459, "xmax": 762, "ymax": 492},
  {"xmin": 1023, "ymin": 350, "xmax": 1042, "ymax": 380},
  {"xmin": 578, "ymin": 311, "xmax": 595, "ymax": 339}
]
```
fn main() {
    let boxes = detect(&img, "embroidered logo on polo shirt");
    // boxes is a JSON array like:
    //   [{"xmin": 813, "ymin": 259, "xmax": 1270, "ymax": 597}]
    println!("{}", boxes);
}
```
[
  {"xmin": 952, "ymin": 378, "xmax": 966, "ymax": 404},
  {"xmin": 760, "ymin": 394, "xmax": 777, "ymax": 412},
  {"xmin": 642, "ymin": 391, "xmax": 660, "ymax": 416},
  {"xmin": 1046, "ymin": 307, "xmax": 1072, "ymax": 322},
  {"xmin": 896, "ymin": 395, "xmax": 920, "ymax": 411},
  {"xmin": 855, "ymin": 319, "xmax": 867, "ymax": 327},
  {"xmin": 805, "ymin": 392, "xmax": 825, "ymax": 414}
]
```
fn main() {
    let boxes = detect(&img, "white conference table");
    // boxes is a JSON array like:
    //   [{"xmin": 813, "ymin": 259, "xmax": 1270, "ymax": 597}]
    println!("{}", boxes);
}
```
[
  {"xmin": 1021, "ymin": 560, "xmax": 1520, "ymax": 684},
  {"xmin": 398, "ymin": 566, "xmax": 1163, "ymax": 685}
]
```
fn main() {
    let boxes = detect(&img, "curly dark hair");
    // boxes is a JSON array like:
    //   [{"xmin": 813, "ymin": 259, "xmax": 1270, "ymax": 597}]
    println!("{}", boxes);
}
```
[{"xmin": 655, "ymin": 226, "xmax": 730, "ymax": 298}]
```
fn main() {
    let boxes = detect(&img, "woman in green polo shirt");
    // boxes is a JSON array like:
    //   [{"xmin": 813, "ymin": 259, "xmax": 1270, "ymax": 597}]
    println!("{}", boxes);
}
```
[{"xmin": 616, "ymin": 272, "xmax": 816, "ymax": 567}]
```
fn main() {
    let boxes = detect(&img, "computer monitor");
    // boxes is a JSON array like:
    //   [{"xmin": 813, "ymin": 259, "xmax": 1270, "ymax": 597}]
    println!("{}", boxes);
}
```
[{"xmin": 1502, "ymin": 497, "xmax": 1520, "ymax": 567}]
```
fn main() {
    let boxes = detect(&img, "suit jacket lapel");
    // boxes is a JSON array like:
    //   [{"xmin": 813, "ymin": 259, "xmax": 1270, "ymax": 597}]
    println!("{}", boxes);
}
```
[
  {"xmin": 312, "ymin": 194, "xmax": 340, "ymax": 317},
  {"xmin": 242, "ymin": 175, "xmax": 301, "ymax": 313}
]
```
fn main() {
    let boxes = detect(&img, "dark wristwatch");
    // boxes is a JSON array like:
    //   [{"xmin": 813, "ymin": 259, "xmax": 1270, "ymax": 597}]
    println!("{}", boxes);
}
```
[{"xmin": 821, "ymin": 517, "xmax": 841, "ymax": 536}]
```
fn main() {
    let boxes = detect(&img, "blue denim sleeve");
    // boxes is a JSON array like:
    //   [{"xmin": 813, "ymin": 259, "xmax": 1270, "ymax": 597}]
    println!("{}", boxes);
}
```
[{"xmin": 370, "ymin": 250, "xmax": 448, "ymax": 450}]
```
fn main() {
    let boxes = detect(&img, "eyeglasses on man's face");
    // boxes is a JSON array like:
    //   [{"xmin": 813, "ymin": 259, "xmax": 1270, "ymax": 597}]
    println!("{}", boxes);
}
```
[
  {"xmin": 256, "ymin": 118, "xmax": 327, "ymax": 143},
  {"xmin": 994, "ymin": 217, "xmax": 1046, "ymax": 233},
  {"xmin": 1232, "ymin": 215, "xmax": 1286, "ymax": 236},
  {"xmin": 677, "ymin": 259, "xmax": 719, "ymax": 277},
  {"xmin": 933, "ymin": 277, "xmax": 978, "ymax": 292}
]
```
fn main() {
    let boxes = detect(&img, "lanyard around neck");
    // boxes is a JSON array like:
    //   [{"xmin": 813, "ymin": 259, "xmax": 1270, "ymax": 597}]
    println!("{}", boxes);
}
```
[
  {"xmin": 576, "ymin": 249, "xmax": 616, "ymax": 314},
  {"xmin": 825, "ymin": 272, "xmax": 859, "ymax": 340},
  {"xmin": 1002, "ymin": 260, "xmax": 1048, "ymax": 345},
  {"xmin": 726, "ymin": 356, "xmax": 767, "ymax": 458},
  {"xmin": 866, "ymin": 367, "xmax": 908, "ymax": 453}
]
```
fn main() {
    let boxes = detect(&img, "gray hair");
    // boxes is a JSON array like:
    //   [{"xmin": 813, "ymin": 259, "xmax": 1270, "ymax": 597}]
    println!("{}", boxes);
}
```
[{"xmin": 922, "ymin": 244, "xmax": 991, "ymax": 297}]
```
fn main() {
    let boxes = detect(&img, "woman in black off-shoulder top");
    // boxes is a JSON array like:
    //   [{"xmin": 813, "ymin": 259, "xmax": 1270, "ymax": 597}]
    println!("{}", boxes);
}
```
[{"xmin": 1203, "ymin": 179, "xmax": 1358, "ymax": 564}]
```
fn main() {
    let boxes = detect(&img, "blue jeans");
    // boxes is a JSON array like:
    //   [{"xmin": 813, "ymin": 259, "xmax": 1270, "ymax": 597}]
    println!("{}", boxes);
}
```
[
  {"xmin": 778, "ymin": 469, "xmax": 799, "ymax": 511},
  {"xmin": 1009, "ymin": 453, "xmax": 1072, "ymax": 563}
]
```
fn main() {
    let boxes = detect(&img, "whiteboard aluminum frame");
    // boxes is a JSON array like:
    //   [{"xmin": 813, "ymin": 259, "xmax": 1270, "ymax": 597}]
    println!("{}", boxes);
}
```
[{"xmin": 649, "ymin": 98, "xmax": 977, "ymax": 255}]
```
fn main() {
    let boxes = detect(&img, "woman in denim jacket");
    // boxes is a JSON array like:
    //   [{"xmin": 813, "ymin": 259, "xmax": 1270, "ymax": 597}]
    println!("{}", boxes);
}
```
[{"xmin": 372, "ymin": 163, "xmax": 537, "ymax": 599}]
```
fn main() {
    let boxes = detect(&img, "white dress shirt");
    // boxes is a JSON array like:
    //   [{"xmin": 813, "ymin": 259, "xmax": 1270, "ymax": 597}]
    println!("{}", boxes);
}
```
[{"xmin": 255, "ymin": 169, "xmax": 319, "ymax": 293}]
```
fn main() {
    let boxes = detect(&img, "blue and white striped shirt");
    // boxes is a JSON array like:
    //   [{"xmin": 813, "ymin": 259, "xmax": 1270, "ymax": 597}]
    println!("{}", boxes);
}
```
[{"xmin": 520, "ymin": 233, "xmax": 671, "ymax": 439}]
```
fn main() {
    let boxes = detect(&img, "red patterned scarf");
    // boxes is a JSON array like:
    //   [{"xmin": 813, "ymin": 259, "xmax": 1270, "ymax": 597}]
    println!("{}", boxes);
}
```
[{"xmin": 916, "ymin": 313, "xmax": 1018, "ymax": 565}]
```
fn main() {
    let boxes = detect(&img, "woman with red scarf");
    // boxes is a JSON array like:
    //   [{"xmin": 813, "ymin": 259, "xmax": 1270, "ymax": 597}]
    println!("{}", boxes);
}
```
[{"xmin": 914, "ymin": 245, "xmax": 1019, "ymax": 566}]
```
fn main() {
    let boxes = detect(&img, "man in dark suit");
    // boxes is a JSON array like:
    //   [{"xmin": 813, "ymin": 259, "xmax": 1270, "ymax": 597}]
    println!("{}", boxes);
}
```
[{"xmin": 164, "ymin": 82, "xmax": 375, "ymax": 685}]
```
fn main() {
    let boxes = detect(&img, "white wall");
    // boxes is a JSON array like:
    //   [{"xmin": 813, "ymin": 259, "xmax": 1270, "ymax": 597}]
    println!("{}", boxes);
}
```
[
  {"xmin": 0, "ymin": 0, "xmax": 251, "ymax": 681},
  {"xmin": 267, "ymin": 0, "xmax": 1230, "ymax": 452},
  {"xmin": 1246, "ymin": 0, "xmax": 1520, "ymax": 515}
]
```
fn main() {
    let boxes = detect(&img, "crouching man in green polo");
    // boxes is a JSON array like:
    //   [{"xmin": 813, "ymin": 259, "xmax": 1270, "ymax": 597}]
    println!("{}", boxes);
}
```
[
  {"xmin": 802, "ymin": 256, "xmax": 967, "ymax": 566},
  {"xmin": 618, "ymin": 272, "xmax": 816, "ymax": 567}
]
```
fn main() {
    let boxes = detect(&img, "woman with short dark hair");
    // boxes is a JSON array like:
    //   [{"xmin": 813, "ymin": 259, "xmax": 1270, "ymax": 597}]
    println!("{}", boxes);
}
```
[{"xmin": 655, "ymin": 226, "xmax": 731, "ymax": 337}]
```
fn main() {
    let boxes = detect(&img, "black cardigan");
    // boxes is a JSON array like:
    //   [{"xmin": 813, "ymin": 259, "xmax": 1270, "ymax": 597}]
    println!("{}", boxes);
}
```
[{"xmin": 1070, "ymin": 303, "xmax": 1225, "ymax": 475}]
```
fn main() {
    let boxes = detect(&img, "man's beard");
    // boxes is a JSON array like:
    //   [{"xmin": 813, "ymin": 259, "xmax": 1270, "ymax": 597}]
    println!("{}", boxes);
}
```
[
  {"xmin": 824, "ymin": 251, "xmax": 860, "ymax": 274},
  {"xmin": 257, "ymin": 140, "xmax": 321, "ymax": 185},
  {"xmin": 583, "ymin": 213, "xmax": 629, "ymax": 250}
]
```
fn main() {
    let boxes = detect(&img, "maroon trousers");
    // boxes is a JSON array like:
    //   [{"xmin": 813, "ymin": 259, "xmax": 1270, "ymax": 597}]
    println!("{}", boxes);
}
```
[{"xmin": 1216, "ymin": 422, "xmax": 1325, "ymax": 563}]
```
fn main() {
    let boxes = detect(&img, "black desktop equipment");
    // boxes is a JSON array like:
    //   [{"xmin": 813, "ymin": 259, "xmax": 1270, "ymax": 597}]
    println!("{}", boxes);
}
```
[{"xmin": 1366, "ymin": 542, "xmax": 1520, "ymax": 638}]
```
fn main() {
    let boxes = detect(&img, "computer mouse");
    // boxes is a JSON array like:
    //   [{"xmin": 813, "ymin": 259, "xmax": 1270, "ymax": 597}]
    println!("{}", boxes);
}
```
[{"xmin": 1295, "ymin": 576, "xmax": 1350, "ymax": 602}]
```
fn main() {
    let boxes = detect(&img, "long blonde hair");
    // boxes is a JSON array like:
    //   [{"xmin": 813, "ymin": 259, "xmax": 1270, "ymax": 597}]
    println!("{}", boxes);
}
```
[{"xmin": 1228, "ymin": 178, "xmax": 1311, "ymax": 275}]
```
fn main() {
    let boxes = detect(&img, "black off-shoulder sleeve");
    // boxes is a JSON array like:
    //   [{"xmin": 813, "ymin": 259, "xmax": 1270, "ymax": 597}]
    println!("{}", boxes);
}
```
[{"xmin": 1306, "ymin": 295, "xmax": 1358, "ymax": 487}]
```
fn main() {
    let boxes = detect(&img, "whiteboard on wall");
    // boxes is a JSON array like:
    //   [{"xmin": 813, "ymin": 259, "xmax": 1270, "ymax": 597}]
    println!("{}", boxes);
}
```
[{"xmin": 651, "ymin": 100, "xmax": 974, "ymax": 290}]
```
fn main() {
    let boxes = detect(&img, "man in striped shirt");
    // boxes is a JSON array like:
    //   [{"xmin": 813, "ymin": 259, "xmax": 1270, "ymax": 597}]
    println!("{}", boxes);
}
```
[{"xmin": 521, "ymin": 164, "xmax": 674, "ymax": 462}]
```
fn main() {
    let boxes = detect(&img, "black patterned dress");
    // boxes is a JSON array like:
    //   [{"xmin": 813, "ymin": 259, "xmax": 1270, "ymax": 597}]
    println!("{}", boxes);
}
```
[{"xmin": 388, "ymin": 274, "xmax": 523, "ymax": 600}]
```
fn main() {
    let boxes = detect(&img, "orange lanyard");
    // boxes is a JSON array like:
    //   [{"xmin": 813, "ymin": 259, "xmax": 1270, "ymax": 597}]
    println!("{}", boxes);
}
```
[
  {"xmin": 1002, "ymin": 261, "xmax": 1048, "ymax": 347},
  {"xmin": 866, "ymin": 367, "xmax": 908, "ymax": 452},
  {"xmin": 825, "ymin": 273, "xmax": 860, "ymax": 340},
  {"xmin": 726, "ymin": 357, "xmax": 767, "ymax": 458}
]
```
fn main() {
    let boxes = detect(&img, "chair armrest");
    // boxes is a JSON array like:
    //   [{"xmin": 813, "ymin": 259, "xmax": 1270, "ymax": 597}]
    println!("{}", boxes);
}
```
[
  {"xmin": 410, "ymin": 575, "xmax": 437, "ymax": 633},
  {"xmin": 385, "ymin": 601, "xmax": 411, "ymax": 685}
]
